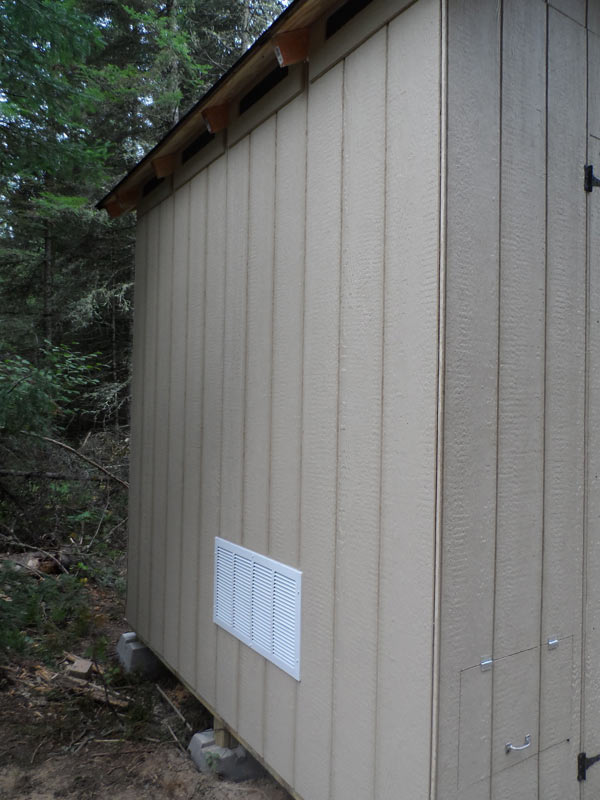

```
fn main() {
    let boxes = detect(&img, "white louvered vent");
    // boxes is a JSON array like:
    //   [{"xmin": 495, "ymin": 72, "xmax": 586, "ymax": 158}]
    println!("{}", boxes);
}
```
[{"xmin": 214, "ymin": 537, "xmax": 301, "ymax": 680}]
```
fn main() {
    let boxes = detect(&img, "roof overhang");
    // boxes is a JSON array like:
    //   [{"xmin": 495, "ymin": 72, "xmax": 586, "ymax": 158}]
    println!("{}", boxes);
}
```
[{"xmin": 97, "ymin": 0, "xmax": 341, "ymax": 217}]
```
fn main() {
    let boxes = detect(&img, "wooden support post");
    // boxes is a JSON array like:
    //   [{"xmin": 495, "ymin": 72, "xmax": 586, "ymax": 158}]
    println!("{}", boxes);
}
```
[
  {"xmin": 202, "ymin": 104, "xmax": 229, "ymax": 134},
  {"xmin": 213, "ymin": 715, "xmax": 233, "ymax": 748},
  {"xmin": 272, "ymin": 28, "xmax": 310, "ymax": 67}
]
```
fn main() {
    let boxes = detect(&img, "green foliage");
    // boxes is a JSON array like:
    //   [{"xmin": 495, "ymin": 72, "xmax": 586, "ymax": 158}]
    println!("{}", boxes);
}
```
[
  {"xmin": 0, "ymin": 0, "xmax": 106, "ymax": 189},
  {"xmin": 0, "ymin": 0, "xmax": 289, "ymax": 619},
  {"xmin": 0, "ymin": 342, "xmax": 101, "ymax": 434},
  {"xmin": 0, "ymin": 564, "xmax": 91, "ymax": 659}
]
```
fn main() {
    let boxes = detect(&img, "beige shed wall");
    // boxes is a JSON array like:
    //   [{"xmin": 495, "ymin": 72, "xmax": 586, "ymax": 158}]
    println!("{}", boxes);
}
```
[{"xmin": 127, "ymin": 0, "xmax": 442, "ymax": 798}]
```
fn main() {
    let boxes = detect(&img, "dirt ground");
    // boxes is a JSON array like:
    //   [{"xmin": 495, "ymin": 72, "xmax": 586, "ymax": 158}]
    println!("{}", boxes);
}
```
[{"xmin": 0, "ymin": 576, "xmax": 290, "ymax": 800}]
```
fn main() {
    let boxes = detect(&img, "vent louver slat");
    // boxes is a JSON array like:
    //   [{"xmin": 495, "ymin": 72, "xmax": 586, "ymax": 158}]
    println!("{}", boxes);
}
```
[
  {"xmin": 215, "ymin": 547, "xmax": 234, "ymax": 625},
  {"xmin": 213, "ymin": 538, "xmax": 301, "ymax": 680},
  {"xmin": 233, "ymin": 554, "xmax": 252, "ymax": 639}
]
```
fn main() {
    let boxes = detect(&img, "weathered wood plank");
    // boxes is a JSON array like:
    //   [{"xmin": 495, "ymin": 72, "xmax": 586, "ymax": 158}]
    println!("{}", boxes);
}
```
[
  {"xmin": 263, "ymin": 92, "xmax": 307, "ymax": 784},
  {"xmin": 330, "ymin": 28, "xmax": 386, "ymax": 800},
  {"xmin": 294, "ymin": 61, "xmax": 343, "ymax": 800},
  {"xmin": 375, "ymin": 3, "xmax": 440, "ymax": 799}
]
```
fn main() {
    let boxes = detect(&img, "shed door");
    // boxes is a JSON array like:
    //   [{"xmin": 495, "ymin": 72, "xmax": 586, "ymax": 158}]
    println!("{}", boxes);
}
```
[{"xmin": 582, "ymin": 24, "xmax": 600, "ymax": 797}]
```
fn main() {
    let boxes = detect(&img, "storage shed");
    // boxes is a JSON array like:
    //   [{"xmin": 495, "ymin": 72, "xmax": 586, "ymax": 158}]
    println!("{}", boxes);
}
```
[{"xmin": 98, "ymin": 0, "xmax": 600, "ymax": 797}]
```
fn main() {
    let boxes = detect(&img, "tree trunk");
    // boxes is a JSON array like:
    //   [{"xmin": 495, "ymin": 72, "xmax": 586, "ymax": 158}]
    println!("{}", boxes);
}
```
[
  {"xmin": 166, "ymin": 0, "xmax": 180, "ymax": 124},
  {"xmin": 241, "ymin": 0, "xmax": 252, "ymax": 51},
  {"xmin": 112, "ymin": 295, "xmax": 119, "ymax": 430},
  {"xmin": 43, "ymin": 224, "xmax": 53, "ymax": 342}
]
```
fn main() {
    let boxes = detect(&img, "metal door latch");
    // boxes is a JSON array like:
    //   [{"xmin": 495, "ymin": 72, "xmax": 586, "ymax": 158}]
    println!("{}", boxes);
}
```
[
  {"xmin": 578, "ymin": 752, "xmax": 600, "ymax": 781},
  {"xmin": 585, "ymin": 165, "xmax": 600, "ymax": 192},
  {"xmin": 505, "ymin": 734, "xmax": 531, "ymax": 754}
]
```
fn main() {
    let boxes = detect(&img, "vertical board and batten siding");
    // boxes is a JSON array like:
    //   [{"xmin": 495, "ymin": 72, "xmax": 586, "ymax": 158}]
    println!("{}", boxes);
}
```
[
  {"xmin": 126, "ymin": 210, "xmax": 148, "ymax": 629},
  {"xmin": 196, "ymin": 158, "xmax": 227, "ymax": 705},
  {"xmin": 294, "ymin": 61, "xmax": 343, "ymax": 800},
  {"xmin": 216, "ymin": 136, "xmax": 250, "ymax": 730},
  {"xmin": 491, "ymin": 0, "xmax": 546, "ymax": 796},
  {"xmin": 330, "ymin": 26, "xmax": 386, "ymax": 800},
  {"xmin": 150, "ymin": 198, "xmax": 173, "ymax": 651},
  {"xmin": 376, "ymin": 4, "xmax": 441, "ymax": 799},
  {"xmin": 173, "ymin": 172, "xmax": 207, "ymax": 683},
  {"xmin": 163, "ymin": 183, "xmax": 189, "ymax": 669},
  {"xmin": 136, "ymin": 207, "xmax": 159, "ymax": 643},
  {"xmin": 438, "ymin": 0, "xmax": 500, "ymax": 795},
  {"xmin": 583, "ymin": 27, "xmax": 600, "ymax": 799},
  {"xmin": 237, "ymin": 115, "xmax": 276, "ymax": 749},
  {"xmin": 437, "ymin": 2, "xmax": 589, "ymax": 799},
  {"xmin": 127, "ymin": 1, "xmax": 442, "ymax": 798},
  {"xmin": 265, "ymin": 91, "xmax": 307, "ymax": 780},
  {"xmin": 539, "ymin": 8, "xmax": 586, "ymax": 799},
  {"xmin": 178, "ymin": 174, "xmax": 206, "ymax": 684}
]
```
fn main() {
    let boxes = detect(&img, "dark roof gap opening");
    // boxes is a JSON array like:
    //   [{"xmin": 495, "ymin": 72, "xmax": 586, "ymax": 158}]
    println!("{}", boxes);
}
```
[
  {"xmin": 325, "ymin": 0, "xmax": 374, "ymax": 39},
  {"xmin": 182, "ymin": 130, "xmax": 215, "ymax": 163},
  {"xmin": 142, "ymin": 176, "xmax": 164, "ymax": 197},
  {"xmin": 239, "ymin": 65, "xmax": 289, "ymax": 115}
]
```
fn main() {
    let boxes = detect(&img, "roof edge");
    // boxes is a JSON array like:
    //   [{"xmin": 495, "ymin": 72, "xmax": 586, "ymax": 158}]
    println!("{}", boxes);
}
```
[{"xmin": 97, "ymin": 0, "xmax": 335, "ymax": 216}]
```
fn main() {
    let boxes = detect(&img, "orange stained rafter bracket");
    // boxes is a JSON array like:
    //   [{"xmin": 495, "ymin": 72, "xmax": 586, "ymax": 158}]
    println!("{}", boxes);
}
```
[
  {"xmin": 151, "ymin": 152, "xmax": 178, "ymax": 178},
  {"xmin": 104, "ymin": 197, "xmax": 123, "ymax": 218},
  {"xmin": 202, "ymin": 104, "xmax": 229, "ymax": 134},
  {"xmin": 117, "ymin": 185, "xmax": 140, "ymax": 209},
  {"xmin": 272, "ymin": 27, "xmax": 310, "ymax": 67}
]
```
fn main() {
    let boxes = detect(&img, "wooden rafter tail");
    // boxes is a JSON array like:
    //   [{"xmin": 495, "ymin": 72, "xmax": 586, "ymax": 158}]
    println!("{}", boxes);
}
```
[
  {"xmin": 104, "ymin": 197, "xmax": 123, "ymax": 218},
  {"xmin": 272, "ymin": 28, "xmax": 310, "ymax": 67},
  {"xmin": 117, "ymin": 185, "xmax": 141, "ymax": 210},
  {"xmin": 202, "ymin": 104, "xmax": 229, "ymax": 134},
  {"xmin": 151, "ymin": 153, "xmax": 178, "ymax": 178}
]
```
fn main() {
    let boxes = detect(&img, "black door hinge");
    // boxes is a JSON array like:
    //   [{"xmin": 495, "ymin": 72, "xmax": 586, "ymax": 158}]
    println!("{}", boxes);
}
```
[
  {"xmin": 578, "ymin": 751, "xmax": 600, "ymax": 781},
  {"xmin": 585, "ymin": 165, "xmax": 600, "ymax": 192}
]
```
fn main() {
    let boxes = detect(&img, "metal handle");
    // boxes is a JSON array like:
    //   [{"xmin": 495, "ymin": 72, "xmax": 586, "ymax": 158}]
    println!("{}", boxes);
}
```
[{"xmin": 505, "ymin": 734, "xmax": 532, "ymax": 754}]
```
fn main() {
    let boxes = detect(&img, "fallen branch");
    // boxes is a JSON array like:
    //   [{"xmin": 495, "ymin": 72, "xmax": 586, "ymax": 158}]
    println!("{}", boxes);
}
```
[
  {"xmin": 20, "ymin": 432, "xmax": 129, "ymax": 489},
  {"xmin": 164, "ymin": 721, "xmax": 187, "ymax": 754},
  {"xmin": 62, "ymin": 675, "xmax": 130, "ymax": 709},
  {"xmin": 155, "ymin": 684, "xmax": 193, "ymax": 732},
  {"xmin": 0, "ymin": 469, "xmax": 108, "ymax": 481},
  {"xmin": 0, "ymin": 532, "xmax": 68, "ymax": 574},
  {"xmin": 30, "ymin": 740, "xmax": 44, "ymax": 765}
]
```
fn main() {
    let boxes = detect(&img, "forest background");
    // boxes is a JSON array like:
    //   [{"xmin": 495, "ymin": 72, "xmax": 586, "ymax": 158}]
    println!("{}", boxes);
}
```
[{"xmin": 0, "ymin": 0, "xmax": 286, "ymax": 650}]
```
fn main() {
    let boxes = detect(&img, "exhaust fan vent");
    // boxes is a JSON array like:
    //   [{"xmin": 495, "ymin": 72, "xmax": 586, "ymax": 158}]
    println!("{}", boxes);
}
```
[{"xmin": 214, "ymin": 537, "xmax": 301, "ymax": 680}]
